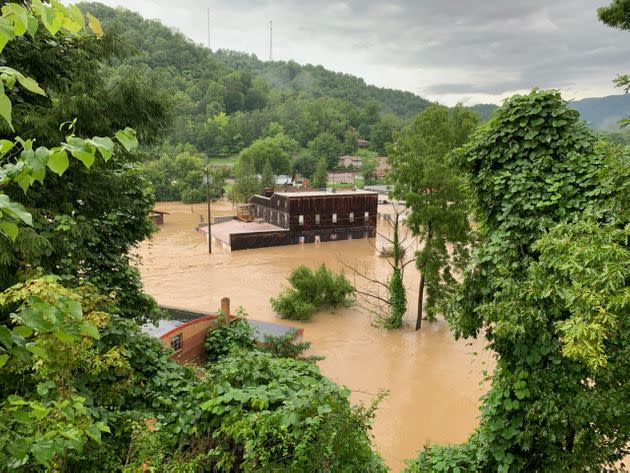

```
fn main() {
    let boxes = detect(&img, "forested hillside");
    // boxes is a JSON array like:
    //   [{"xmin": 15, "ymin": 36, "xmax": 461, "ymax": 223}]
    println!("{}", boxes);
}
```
[{"xmin": 78, "ymin": 2, "xmax": 431, "ymax": 159}]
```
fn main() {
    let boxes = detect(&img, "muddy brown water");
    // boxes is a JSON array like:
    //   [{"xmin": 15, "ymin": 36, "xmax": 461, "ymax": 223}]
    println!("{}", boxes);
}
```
[{"xmin": 135, "ymin": 201, "xmax": 493, "ymax": 471}]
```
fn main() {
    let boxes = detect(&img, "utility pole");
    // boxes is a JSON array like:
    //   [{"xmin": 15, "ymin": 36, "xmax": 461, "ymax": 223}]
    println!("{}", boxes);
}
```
[
  {"xmin": 269, "ymin": 20, "xmax": 273, "ymax": 61},
  {"xmin": 207, "ymin": 8, "xmax": 211, "ymax": 49},
  {"xmin": 205, "ymin": 156, "xmax": 212, "ymax": 254}
]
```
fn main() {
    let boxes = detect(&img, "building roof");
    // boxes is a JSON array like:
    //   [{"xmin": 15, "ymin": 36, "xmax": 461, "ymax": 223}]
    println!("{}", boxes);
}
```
[
  {"xmin": 199, "ymin": 219, "xmax": 288, "ymax": 245},
  {"xmin": 273, "ymin": 189, "xmax": 378, "ymax": 198}
]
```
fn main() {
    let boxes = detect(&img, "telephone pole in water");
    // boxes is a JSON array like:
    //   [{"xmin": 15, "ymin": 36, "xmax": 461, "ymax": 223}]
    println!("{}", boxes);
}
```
[{"xmin": 269, "ymin": 20, "xmax": 273, "ymax": 61}]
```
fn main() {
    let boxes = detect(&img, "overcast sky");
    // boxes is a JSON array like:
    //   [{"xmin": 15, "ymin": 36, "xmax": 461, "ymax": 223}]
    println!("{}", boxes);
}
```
[{"xmin": 90, "ymin": 0, "xmax": 628, "ymax": 106}]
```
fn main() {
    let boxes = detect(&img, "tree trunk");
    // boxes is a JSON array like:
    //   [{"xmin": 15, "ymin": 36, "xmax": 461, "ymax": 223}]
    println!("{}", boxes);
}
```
[{"xmin": 416, "ymin": 274, "xmax": 425, "ymax": 331}]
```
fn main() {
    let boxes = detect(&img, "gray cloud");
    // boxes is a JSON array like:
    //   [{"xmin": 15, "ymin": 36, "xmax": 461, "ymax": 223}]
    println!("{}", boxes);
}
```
[{"xmin": 89, "ymin": 0, "xmax": 629, "ymax": 105}]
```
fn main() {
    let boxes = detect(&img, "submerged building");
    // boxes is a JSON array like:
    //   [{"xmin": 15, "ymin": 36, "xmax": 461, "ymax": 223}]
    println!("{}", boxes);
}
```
[{"xmin": 207, "ymin": 189, "xmax": 378, "ymax": 251}]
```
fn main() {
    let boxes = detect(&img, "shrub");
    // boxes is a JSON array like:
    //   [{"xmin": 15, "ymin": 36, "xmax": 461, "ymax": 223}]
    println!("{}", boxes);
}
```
[
  {"xmin": 270, "ymin": 265, "xmax": 355, "ymax": 320},
  {"xmin": 270, "ymin": 289, "xmax": 316, "ymax": 320},
  {"xmin": 260, "ymin": 333, "xmax": 322, "ymax": 361},
  {"xmin": 204, "ymin": 309, "xmax": 255, "ymax": 361}
]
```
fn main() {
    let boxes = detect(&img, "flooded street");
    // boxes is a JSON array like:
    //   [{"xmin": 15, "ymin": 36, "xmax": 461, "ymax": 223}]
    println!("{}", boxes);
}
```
[{"xmin": 135, "ymin": 201, "xmax": 493, "ymax": 471}]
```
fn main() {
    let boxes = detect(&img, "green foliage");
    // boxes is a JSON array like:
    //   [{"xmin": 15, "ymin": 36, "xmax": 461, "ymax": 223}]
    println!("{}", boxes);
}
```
[
  {"xmin": 389, "ymin": 103, "xmax": 478, "ymax": 329},
  {"xmin": 260, "ymin": 333, "xmax": 321, "ymax": 361},
  {"xmin": 384, "ymin": 268, "xmax": 406, "ymax": 329},
  {"xmin": 204, "ymin": 310, "xmax": 255, "ymax": 362},
  {"xmin": 180, "ymin": 188, "xmax": 204, "ymax": 204},
  {"xmin": 312, "ymin": 156, "xmax": 329, "ymax": 188},
  {"xmin": 0, "ymin": 1, "xmax": 159, "ymax": 323},
  {"xmin": 260, "ymin": 158, "xmax": 275, "ymax": 189},
  {"xmin": 197, "ymin": 350, "xmax": 387, "ymax": 472},
  {"xmin": 308, "ymin": 131, "xmax": 344, "ymax": 169},
  {"xmin": 232, "ymin": 151, "xmax": 261, "ymax": 202},
  {"xmin": 271, "ymin": 265, "xmax": 355, "ymax": 320},
  {"xmin": 270, "ymin": 289, "xmax": 317, "ymax": 320},
  {"xmin": 412, "ymin": 89, "xmax": 630, "ymax": 471},
  {"xmin": 238, "ymin": 136, "xmax": 292, "ymax": 175},
  {"xmin": 598, "ymin": 0, "xmax": 630, "ymax": 127}
]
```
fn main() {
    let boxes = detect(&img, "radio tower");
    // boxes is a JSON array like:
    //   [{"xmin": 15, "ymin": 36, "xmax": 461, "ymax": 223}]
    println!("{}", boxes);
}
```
[
  {"xmin": 269, "ymin": 20, "xmax": 273, "ymax": 61},
  {"xmin": 207, "ymin": 8, "xmax": 211, "ymax": 49}
]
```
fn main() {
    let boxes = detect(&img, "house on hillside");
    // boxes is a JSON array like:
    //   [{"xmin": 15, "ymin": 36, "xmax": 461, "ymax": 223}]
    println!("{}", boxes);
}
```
[
  {"xmin": 357, "ymin": 139, "xmax": 370, "ymax": 148},
  {"xmin": 204, "ymin": 189, "xmax": 378, "ymax": 250},
  {"xmin": 374, "ymin": 156, "xmax": 390, "ymax": 179},
  {"xmin": 327, "ymin": 172, "xmax": 356, "ymax": 185},
  {"xmin": 337, "ymin": 155, "xmax": 363, "ymax": 168},
  {"xmin": 275, "ymin": 175, "xmax": 293, "ymax": 186}
]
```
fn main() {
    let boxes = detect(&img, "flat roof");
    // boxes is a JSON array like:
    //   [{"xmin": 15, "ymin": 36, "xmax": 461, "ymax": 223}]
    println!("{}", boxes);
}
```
[
  {"xmin": 273, "ymin": 190, "xmax": 378, "ymax": 198},
  {"xmin": 199, "ymin": 219, "xmax": 288, "ymax": 245}
]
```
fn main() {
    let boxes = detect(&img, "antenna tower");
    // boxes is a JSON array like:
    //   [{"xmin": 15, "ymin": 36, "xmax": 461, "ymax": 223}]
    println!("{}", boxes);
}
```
[
  {"xmin": 269, "ymin": 20, "xmax": 273, "ymax": 61},
  {"xmin": 207, "ymin": 8, "xmax": 211, "ymax": 49}
]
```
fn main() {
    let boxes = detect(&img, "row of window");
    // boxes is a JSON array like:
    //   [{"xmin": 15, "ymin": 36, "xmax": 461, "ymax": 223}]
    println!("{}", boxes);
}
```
[{"xmin": 298, "ymin": 211, "xmax": 370, "ymax": 225}]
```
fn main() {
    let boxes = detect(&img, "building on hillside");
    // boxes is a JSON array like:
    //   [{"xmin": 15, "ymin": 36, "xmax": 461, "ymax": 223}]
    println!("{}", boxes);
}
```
[
  {"xmin": 275, "ymin": 174, "xmax": 292, "ymax": 186},
  {"xmin": 292, "ymin": 175, "xmax": 310, "ymax": 188},
  {"xmin": 337, "ymin": 155, "xmax": 364, "ymax": 168},
  {"xmin": 374, "ymin": 156, "xmax": 390, "ymax": 179},
  {"xmin": 357, "ymin": 139, "xmax": 370, "ymax": 148},
  {"xmin": 203, "ymin": 189, "xmax": 378, "ymax": 250},
  {"xmin": 327, "ymin": 172, "xmax": 356, "ymax": 185}
]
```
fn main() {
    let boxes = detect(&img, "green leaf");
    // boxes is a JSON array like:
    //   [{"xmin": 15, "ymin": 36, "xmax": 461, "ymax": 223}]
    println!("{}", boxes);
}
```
[
  {"xmin": 47, "ymin": 149, "xmax": 69, "ymax": 175},
  {"xmin": 13, "ymin": 325, "xmax": 33, "ymax": 338},
  {"xmin": 87, "ymin": 13, "xmax": 103, "ymax": 38},
  {"xmin": 71, "ymin": 150, "xmax": 95, "ymax": 169},
  {"xmin": 54, "ymin": 330, "xmax": 76, "ymax": 344},
  {"xmin": 0, "ymin": 220, "xmax": 18, "ymax": 240},
  {"xmin": 114, "ymin": 128, "xmax": 138, "ymax": 153},
  {"xmin": 26, "ymin": 14, "xmax": 38, "ymax": 37},
  {"xmin": 26, "ymin": 147, "xmax": 49, "ymax": 184},
  {"xmin": 0, "ymin": 325, "xmax": 13, "ymax": 349},
  {"xmin": 0, "ymin": 91, "xmax": 13, "ymax": 129},
  {"xmin": 19, "ymin": 308, "xmax": 49, "ymax": 332},
  {"xmin": 0, "ymin": 139, "xmax": 13, "ymax": 157},
  {"xmin": 80, "ymin": 323, "xmax": 99, "ymax": 339},
  {"xmin": 0, "ymin": 353, "xmax": 8, "ymax": 368},
  {"xmin": 25, "ymin": 343, "xmax": 47, "ymax": 359},
  {"xmin": 89, "ymin": 136, "xmax": 114, "ymax": 161},
  {"xmin": 31, "ymin": 439, "xmax": 56, "ymax": 464},
  {"xmin": 85, "ymin": 424, "xmax": 102, "ymax": 442},
  {"xmin": 0, "ymin": 195, "xmax": 32, "ymax": 225},
  {"xmin": 4, "ymin": 3, "xmax": 28, "ymax": 36},
  {"xmin": 16, "ymin": 74, "xmax": 45, "ymax": 96},
  {"xmin": 0, "ymin": 17, "xmax": 14, "ymax": 52}
]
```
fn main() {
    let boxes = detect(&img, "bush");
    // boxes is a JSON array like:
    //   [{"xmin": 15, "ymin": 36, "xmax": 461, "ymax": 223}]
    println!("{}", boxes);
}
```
[
  {"xmin": 270, "ymin": 288, "xmax": 316, "ymax": 320},
  {"xmin": 270, "ymin": 265, "xmax": 355, "ymax": 320},
  {"xmin": 196, "ymin": 350, "xmax": 387, "ymax": 472},
  {"xmin": 204, "ymin": 310, "xmax": 255, "ymax": 361},
  {"xmin": 260, "ymin": 333, "xmax": 322, "ymax": 361},
  {"xmin": 181, "ymin": 187, "xmax": 205, "ymax": 203}
]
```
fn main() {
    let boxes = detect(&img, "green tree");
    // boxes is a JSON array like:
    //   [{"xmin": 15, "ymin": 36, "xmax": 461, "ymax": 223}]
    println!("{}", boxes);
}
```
[
  {"xmin": 598, "ymin": 0, "xmax": 630, "ymax": 126},
  {"xmin": 408, "ymin": 89, "xmax": 630, "ymax": 472},
  {"xmin": 389, "ymin": 104, "xmax": 479, "ymax": 330},
  {"xmin": 238, "ymin": 136, "xmax": 291, "ymax": 175},
  {"xmin": 261, "ymin": 158, "xmax": 275, "ymax": 188},
  {"xmin": 312, "ymin": 157, "xmax": 329, "ymax": 188},
  {"xmin": 233, "ymin": 153, "xmax": 260, "ymax": 202},
  {"xmin": 308, "ymin": 131, "xmax": 343, "ymax": 169}
]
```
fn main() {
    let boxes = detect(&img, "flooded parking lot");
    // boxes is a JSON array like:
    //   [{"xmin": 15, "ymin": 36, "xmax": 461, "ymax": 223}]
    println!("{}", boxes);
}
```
[{"xmin": 135, "ymin": 200, "xmax": 493, "ymax": 470}]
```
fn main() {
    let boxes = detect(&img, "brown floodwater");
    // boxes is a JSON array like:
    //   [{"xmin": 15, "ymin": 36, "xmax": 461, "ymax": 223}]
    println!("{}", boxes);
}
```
[{"xmin": 134, "ymin": 200, "xmax": 493, "ymax": 471}]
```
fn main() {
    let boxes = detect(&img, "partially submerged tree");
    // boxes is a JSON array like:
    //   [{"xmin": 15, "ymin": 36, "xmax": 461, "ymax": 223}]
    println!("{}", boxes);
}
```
[
  {"xmin": 388, "ymin": 104, "xmax": 479, "ymax": 330},
  {"xmin": 343, "ymin": 205, "xmax": 415, "ymax": 329}
]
